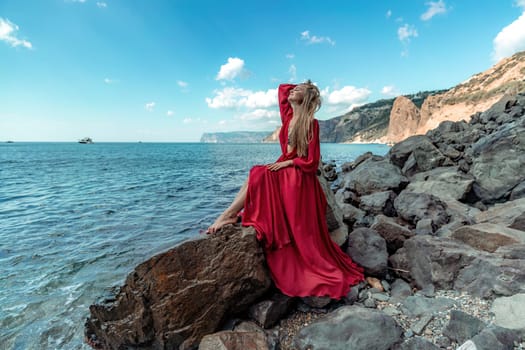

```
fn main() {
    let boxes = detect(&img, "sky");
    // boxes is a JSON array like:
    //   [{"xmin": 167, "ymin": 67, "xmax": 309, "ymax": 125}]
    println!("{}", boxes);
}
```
[{"xmin": 1, "ymin": 0, "xmax": 525, "ymax": 142}]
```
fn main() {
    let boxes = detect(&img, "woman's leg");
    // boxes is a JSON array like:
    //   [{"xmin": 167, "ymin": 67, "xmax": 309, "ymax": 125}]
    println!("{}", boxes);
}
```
[{"xmin": 208, "ymin": 179, "xmax": 248, "ymax": 233}]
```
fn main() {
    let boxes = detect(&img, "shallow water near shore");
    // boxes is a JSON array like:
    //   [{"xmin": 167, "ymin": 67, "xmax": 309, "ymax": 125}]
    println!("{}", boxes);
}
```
[{"xmin": 0, "ymin": 142, "xmax": 389, "ymax": 350}]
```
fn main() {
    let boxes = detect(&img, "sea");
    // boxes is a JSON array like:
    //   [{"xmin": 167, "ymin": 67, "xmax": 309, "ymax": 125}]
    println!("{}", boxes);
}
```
[{"xmin": 0, "ymin": 142, "xmax": 390, "ymax": 350}]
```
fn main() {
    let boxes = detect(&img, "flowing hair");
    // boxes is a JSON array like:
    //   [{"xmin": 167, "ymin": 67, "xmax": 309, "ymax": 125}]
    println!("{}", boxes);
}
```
[{"xmin": 290, "ymin": 80, "xmax": 322, "ymax": 157}]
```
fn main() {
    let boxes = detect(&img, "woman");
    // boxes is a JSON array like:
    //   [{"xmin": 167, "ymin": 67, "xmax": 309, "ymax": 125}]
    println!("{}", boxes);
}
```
[{"xmin": 208, "ymin": 81, "xmax": 363, "ymax": 299}]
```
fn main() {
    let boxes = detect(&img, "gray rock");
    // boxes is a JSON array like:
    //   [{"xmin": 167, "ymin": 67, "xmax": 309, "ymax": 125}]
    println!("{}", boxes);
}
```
[
  {"xmin": 411, "ymin": 314, "xmax": 433, "ymax": 335},
  {"xmin": 393, "ymin": 336, "xmax": 440, "ymax": 350},
  {"xmin": 471, "ymin": 326, "xmax": 521, "ymax": 350},
  {"xmin": 389, "ymin": 135, "xmax": 434, "ymax": 168},
  {"xmin": 394, "ymin": 190, "xmax": 449, "ymax": 229},
  {"xmin": 340, "ymin": 203, "xmax": 367, "ymax": 228},
  {"xmin": 371, "ymin": 215, "xmax": 414, "ymax": 254},
  {"xmin": 405, "ymin": 166, "xmax": 475, "ymax": 201},
  {"xmin": 346, "ymin": 228, "xmax": 388, "ymax": 277},
  {"xmin": 391, "ymin": 235, "xmax": 525, "ymax": 298},
  {"xmin": 510, "ymin": 180, "xmax": 525, "ymax": 201},
  {"xmin": 467, "ymin": 120, "xmax": 525, "ymax": 204},
  {"xmin": 510, "ymin": 212, "xmax": 525, "ymax": 232},
  {"xmin": 442, "ymin": 310, "xmax": 486, "ymax": 343},
  {"xmin": 371, "ymin": 293, "xmax": 390, "ymax": 302},
  {"xmin": 491, "ymin": 294, "xmax": 525, "ymax": 330},
  {"xmin": 475, "ymin": 197, "xmax": 525, "ymax": 227},
  {"xmin": 249, "ymin": 294, "xmax": 294, "ymax": 329},
  {"xmin": 416, "ymin": 218, "xmax": 434, "ymax": 235},
  {"xmin": 390, "ymin": 279, "xmax": 413, "ymax": 303},
  {"xmin": 359, "ymin": 190, "xmax": 397, "ymax": 216},
  {"xmin": 293, "ymin": 306, "xmax": 403, "ymax": 350},
  {"xmin": 342, "ymin": 158, "xmax": 409, "ymax": 195},
  {"xmin": 302, "ymin": 296, "xmax": 331, "ymax": 309},
  {"xmin": 400, "ymin": 295, "xmax": 457, "ymax": 318}
]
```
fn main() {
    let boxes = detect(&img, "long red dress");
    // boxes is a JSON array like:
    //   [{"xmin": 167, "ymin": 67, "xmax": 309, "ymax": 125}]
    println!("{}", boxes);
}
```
[{"xmin": 241, "ymin": 84, "xmax": 364, "ymax": 299}]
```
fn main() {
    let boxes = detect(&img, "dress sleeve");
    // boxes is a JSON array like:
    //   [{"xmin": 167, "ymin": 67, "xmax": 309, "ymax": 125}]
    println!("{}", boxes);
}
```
[
  {"xmin": 292, "ymin": 119, "xmax": 320, "ymax": 174},
  {"xmin": 278, "ymin": 84, "xmax": 296, "ymax": 124}
]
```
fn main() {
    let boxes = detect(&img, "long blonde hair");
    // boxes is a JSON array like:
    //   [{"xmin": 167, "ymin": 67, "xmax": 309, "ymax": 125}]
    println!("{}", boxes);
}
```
[{"xmin": 289, "ymin": 80, "xmax": 322, "ymax": 157}]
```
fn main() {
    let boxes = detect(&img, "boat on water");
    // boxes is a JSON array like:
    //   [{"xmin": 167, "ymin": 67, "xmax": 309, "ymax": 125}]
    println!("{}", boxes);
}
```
[{"xmin": 78, "ymin": 137, "xmax": 93, "ymax": 144}]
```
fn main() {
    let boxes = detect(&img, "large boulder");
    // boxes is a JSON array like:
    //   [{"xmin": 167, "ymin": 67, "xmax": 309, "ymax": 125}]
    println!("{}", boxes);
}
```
[
  {"xmin": 405, "ymin": 167, "xmax": 475, "ymax": 202},
  {"xmin": 394, "ymin": 190, "xmax": 450, "ymax": 231},
  {"xmin": 85, "ymin": 226, "xmax": 272, "ymax": 350},
  {"xmin": 451, "ymin": 223, "xmax": 525, "ymax": 253},
  {"xmin": 390, "ymin": 235, "xmax": 525, "ymax": 298},
  {"xmin": 293, "ymin": 306, "xmax": 403, "ymax": 350},
  {"xmin": 342, "ymin": 158, "xmax": 409, "ymax": 195},
  {"xmin": 346, "ymin": 228, "xmax": 388, "ymax": 277},
  {"xmin": 467, "ymin": 120, "xmax": 525, "ymax": 203}
]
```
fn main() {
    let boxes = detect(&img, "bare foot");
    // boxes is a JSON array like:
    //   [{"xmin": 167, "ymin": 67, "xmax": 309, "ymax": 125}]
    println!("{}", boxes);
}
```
[{"xmin": 207, "ymin": 212, "xmax": 238, "ymax": 234}]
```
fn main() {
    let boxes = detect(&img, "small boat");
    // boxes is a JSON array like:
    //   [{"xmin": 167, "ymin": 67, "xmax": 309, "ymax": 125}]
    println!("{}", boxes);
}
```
[
  {"xmin": 6, "ymin": 141, "xmax": 14, "ymax": 143},
  {"xmin": 79, "ymin": 137, "xmax": 93, "ymax": 144}
]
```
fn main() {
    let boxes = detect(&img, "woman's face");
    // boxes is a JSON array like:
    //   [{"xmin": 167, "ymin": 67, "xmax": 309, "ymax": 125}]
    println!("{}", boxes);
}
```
[{"xmin": 288, "ymin": 84, "xmax": 307, "ymax": 104}]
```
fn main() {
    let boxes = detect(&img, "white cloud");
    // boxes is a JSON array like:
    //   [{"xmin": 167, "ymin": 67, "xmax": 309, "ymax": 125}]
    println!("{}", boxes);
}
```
[
  {"xmin": 421, "ymin": 0, "xmax": 448, "ymax": 21},
  {"xmin": 289, "ymin": 64, "xmax": 297, "ymax": 82},
  {"xmin": 0, "ymin": 18, "xmax": 32, "ymax": 49},
  {"xmin": 381, "ymin": 85, "xmax": 400, "ymax": 97},
  {"xmin": 492, "ymin": 12, "xmax": 525, "ymax": 62},
  {"xmin": 386, "ymin": 10, "xmax": 392, "ymax": 18},
  {"xmin": 320, "ymin": 86, "xmax": 372, "ymax": 115},
  {"xmin": 286, "ymin": 53, "xmax": 295, "ymax": 59},
  {"xmin": 239, "ymin": 109, "xmax": 279, "ymax": 121},
  {"xmin": 97, "ymin": 2, "xmax": 107, "ymax": 8},
  {"xmin": 183, "ymin": 118, "xmax": 192, "ymax": 124},
  {"xmin": 516, "ymin": 0, "xmax": 525, "ymax": 9},
  {"xmin": 166, "ymin": 110, "xmax": 174, "ymax": 116},
  {"xmin": 398, "ymin": 24, "xmax": 418, "ymax": 43},
  {"xmin": 216, "ymin": 57, "xmax": 245, "ymax": 81},
  {"xmin": 145, "ymin": 102, "xmax": 155, "ymax": 112},
  {"xmin": 205, "ymin": 87, "xmax": 277, "ymax": 109},
  {"xmin": 300, "ymin": 30, "xmax": 335, "ymax": 46},
  {"xmin": 177, "ymin": 80, "xmax": 188, "ymax": 88},
  {"xmin": 104, "ymin": 78, "xmax": 117, "ymax": 84}
]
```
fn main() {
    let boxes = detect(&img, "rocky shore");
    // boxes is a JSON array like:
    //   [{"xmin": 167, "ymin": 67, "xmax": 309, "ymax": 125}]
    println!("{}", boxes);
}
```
[{"xmin": 85, "ymin": 92, "xmax": 525, "ymax": 349}]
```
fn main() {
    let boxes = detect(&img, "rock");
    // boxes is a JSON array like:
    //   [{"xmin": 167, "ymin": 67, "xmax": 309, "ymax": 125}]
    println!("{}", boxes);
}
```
[
  {"xmin": 475, "ymin": 197, "xmax": 525, "ymax": 227},
  {"xmin": 467, "ymin": 120, "xmax": 525, "ymax": 204},
  {"xmin": 302, "ymin": 296, "xmax": 332, "ymax": 309},
  {"xmin": 386, "ymin": 96, "xmax": 422, "ymax": 144},
  {"xmin": 400, "ymin": 295, "xmax": 457, "ymax": 318},
  {"xmin": 84, "ymin": 226, "xmax": 272, "ymax": 350},
  {"xmin": 293, "ymin": 306, "xmax": 403, "ymax": 350},
  {"xmin": 365, "ymin": 276, "xmax": 384, "ymax": 291},
  {"xmin": 393, "ymin": 336, "xmax": 441, "ymax": 350},
  {"xmin": 509, "ymin": 212, "xmax": 525, "ymax": 231},
  {"xmin": 342, "ymin": 158, "xmax": 409, "ymax": 195},
  {"xmin": 249, "ymin": 294, "xmax": 294, "ymax": 329},
  {"xmin": 359, "ymin": 190, "xmax": 397, "ymax": 216},
  {"xmin": 390, "ymin": 235, "xmax": 525, "ymax": 298},
  {"xmin": 456, "ymin": 340, "xmax": 478, "ymax": 350},
  {"xmin": 198, "ymin": 331, "xmax": 269, "ymax": 350},
  {"xmin": 471, "ymin": 326, "xmax": 521, "ymax": 350},
  {"xmin": 390, "ymin": 279, "xmax": 413, "ymax": 303},
  {"xmin": 405, "ymin": 166, "xmax": 475, "ymax": 201},
  {"xmin": 394, "ymin": 190, "xmax": 449, "ymax": 230},
  {"xmin": 442, "ymin": 310, "xmax": 486, "ymax": 344},
  {"xmin": 389, "ymin": 135, "xmax": 433, "ymax": 168},
  {"xmin": 510, "ymin": 180, "xmax": 525, "ymax": 200},
  {"xmin": 346, "ymin": 228, "xmax": 388, "ymax": 277},
  {"xmin": 491, "ymin": 294, "xmax": 525, "ymax": 330},
  {"xmin": 415, "ymin": 218, "xmax": 434, "ymax": 235},
  {"xmin": 318, "ymin": 169, "xmax": 348, "ymax": 245},
  {"xmin": 411, "ymin": 314, "xmax": 433, "ymax": 335},
  {"xmin": 371, "ymin": 215, "xmax": 414, "ymax": 254},
  {"xmin": 340, "ymin": 203, "xmax": 367, "ymax": 228},
  {"xmin": 451, "ymin": 223, "xmax": 524, "ymax": 252}
]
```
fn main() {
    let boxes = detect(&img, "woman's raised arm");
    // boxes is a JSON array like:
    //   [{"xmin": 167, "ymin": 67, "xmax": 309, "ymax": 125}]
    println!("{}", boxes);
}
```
[{"xmin": 278, "ymin": 84, "xmax": 296, "ymax": 125}]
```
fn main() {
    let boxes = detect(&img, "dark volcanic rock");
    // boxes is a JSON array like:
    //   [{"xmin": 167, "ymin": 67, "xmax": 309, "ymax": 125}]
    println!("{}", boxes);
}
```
[
  {"xmin": 342, "ymin": 158, "xmax": 409, "ymax": 195},
  {"xmin": 346, "ymin": 228, "xmax": 388, "ymax": 277},
  {"xmin": 394, "ymin": 191, "xmax": 449, "ymax": 231},
  {"xmin": 85, "ymin": 226, "xmax": 272, "ymax": 350}
]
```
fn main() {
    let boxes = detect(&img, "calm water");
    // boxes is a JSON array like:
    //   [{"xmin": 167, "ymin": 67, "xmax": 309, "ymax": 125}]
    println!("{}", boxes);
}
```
[{"xmin": 0, "ymin": 142, "xmax": 389, "ymax": 350}]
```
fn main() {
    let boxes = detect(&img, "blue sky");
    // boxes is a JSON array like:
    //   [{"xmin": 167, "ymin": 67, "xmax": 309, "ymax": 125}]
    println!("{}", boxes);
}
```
[{"xmin": 1, "ymin": 0, "xmax": 525, "ymax": 142}]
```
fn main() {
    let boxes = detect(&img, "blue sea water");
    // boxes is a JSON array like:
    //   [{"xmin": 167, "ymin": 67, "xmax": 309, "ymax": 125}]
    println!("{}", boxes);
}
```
[{"xmin": 0, "ymin": 142, "xmax": 389, "ymax": 350}]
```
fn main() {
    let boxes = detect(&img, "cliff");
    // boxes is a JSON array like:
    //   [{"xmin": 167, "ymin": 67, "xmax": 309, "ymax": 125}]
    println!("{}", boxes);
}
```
[{"xmin": 384, "ymin": 50, "xmax": 525, "ymax": 143}]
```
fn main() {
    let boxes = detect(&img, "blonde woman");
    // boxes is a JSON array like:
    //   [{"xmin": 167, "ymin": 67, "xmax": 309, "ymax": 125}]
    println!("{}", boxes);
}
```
[{"xmin": 208, "ymin": 81, "xmax": 363, "ymax": 299}]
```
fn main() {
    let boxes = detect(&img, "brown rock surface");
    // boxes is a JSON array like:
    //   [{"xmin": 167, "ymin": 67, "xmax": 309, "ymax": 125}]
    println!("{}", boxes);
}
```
[
  {"xmin": 85, "ymin": 226, "xmax": 272, "ymax": 350},
  {"xmin": 386, "ymin": 96, "xmax": 421, "ymax": 143}
]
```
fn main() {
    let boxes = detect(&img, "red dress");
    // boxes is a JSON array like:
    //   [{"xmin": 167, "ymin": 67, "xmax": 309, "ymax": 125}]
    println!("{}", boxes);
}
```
[{"xmin": 241, "ymin": 84, "xmax": 364, "ymax": 299}]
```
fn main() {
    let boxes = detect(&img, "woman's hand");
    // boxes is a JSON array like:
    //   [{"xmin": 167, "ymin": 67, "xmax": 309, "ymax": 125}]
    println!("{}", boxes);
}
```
[{"xmin": 267, "ymin": 160, "xmax": 293, "ymax": 171}]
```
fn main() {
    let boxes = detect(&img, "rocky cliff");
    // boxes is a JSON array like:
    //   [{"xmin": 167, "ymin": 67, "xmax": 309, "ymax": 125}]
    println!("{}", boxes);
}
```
[{"xmin": 385, "ymin": 50, "xmax": 525, "ymax": 143}]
